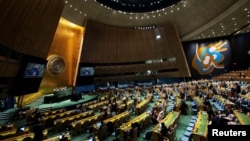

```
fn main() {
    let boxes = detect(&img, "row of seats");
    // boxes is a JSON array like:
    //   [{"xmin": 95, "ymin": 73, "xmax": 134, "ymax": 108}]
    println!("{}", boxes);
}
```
[
  {"xmin": 181, "ymin": 116, "xmax": 197, "ymax": 141},
  {"xmin": 211, "ymin": 96, "xmax": 225, "ymax": 111},
  {"xmin": 190, "ymin": 100, "xmax": 198, "ymax": 115}
]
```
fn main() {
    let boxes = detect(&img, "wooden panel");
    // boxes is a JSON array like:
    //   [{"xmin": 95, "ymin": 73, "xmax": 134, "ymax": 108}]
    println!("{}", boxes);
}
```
[
  {"xmin": 81, "ymin": 20, "xmax": 175, "ymax": 63},
  {"xmin": 0, "ymin": 62, "xmax": 8, "ymax": 76},
  {"xmin": 0, "ymin": 61, "xmax": 20, "ymax": 77},
  {"xmin": 5, "ymin": 63, "xmax": 20, "ymax": 77},
  {"xmin": 82, "ymin": 20, "xmax": 191, "ymax": 81},
  {"xmin": 0, "ymin": 0, "xmax": 65, "ymax": 58}
]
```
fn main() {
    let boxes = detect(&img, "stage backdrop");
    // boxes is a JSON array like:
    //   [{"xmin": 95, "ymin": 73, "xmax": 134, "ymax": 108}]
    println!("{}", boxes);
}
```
[{"xmin": 183, "ymin": 38, "xmax": 232, "ymax": 79}]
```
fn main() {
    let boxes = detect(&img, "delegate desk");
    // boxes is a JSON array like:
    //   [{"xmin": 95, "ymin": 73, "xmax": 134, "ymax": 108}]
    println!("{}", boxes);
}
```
[
  {"xmin": 1, "ymin": 133, "xmax": 34, "ymax": 141},
  {"xmin": 135, "ymin": 99, "xmax": 150, "ymax": 115},
  {"xmin": 41, "ymin": 109, "xmax": 77, "ymax": 127},
  {"xmin": 173, "ymin": 91, "xmax": 181, "ymax": 98},
  {"xmin": 53, "ymin": 111, "xmax": 94, "ymax": 126},
  {"xmin": 0, "ymin": 129, "xmax": 47, "ymax": 141},
  {"xmin": 103, "ymin": 111, "xmax": 130, "ymax": 125},
  {"xmin": 0, "ymin": 127, "xmax": 29, "ymax": 139},
  {"xmin": 42, "ymin": 108, "xmax": 65, "ymax": 116},
  {"xmin": 43, "ymin": 132, "xmax": 71, "ymax": 141},
  {"xmin": 0, "ymin": 128, "xmax": 17, "ymax": 135},
  {"xmin": 193, "ymin": 97, "xmax": 204, "ymax": 111},
  {"xmin": 118, "ymin": 100, "xmax": 134, "ymax": 112},
  {"xmin": 71, "ymin": 113, "xmax": 104, "ymax": 129},
  {"xmin": 152, "ymin": 111, "xmax": 180, "ymax": 141},
  {"xmin": 119, "ymin": 112, "xmax": 150, "ymax": 138},
  {"xmin": 174, "ymin": 98, "xmax": 182, "ymax": 112},
  {"xmin": 0, "ymin": 123, "xmax": 14, "ymax": 131},
  {"xmin": 88, "ymin": 101, "xmax": 107, "ymax": 111},
  {"xmin": 213, "ymin": 95, "xmax": 234, "ymax": 108},
  {"xmin": 239, "ymin": 94, "xmax": 250, "ymax": 100},
  {"xmin": 192, "ymin": 111, "xmax": 208, "ymax": 141},
  {"xmin": 233, "ymin": 110, "xmax": 250, "ymax": 125},
  {"xmin": 153, "ymin": 99, "xmax": 166, "ymax": 111},
  {"xmin": 213, "ymin": 76, "xmax": 250, "ymax": 82}
]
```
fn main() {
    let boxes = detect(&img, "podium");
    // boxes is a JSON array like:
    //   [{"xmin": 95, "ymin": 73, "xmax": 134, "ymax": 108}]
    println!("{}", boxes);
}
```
[{"xmin": 43, "ymin": 87, "xmax": 73, "ymax": 103}]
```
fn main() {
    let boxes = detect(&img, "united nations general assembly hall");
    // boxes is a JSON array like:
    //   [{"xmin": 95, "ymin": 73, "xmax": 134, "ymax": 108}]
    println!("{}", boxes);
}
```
[{"xmin": 0, "ymin": 0, "xmax": 250, "ymax": 141}]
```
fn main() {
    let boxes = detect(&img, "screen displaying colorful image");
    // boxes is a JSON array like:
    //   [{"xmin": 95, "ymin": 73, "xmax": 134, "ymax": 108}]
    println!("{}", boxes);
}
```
[
  {"xmin": 80, "ymin": 67, "xmax": 94, "ymax": 76},
  {"xmin": 23, "ymin": 63, "xmax": 46, "ymax": 78}
]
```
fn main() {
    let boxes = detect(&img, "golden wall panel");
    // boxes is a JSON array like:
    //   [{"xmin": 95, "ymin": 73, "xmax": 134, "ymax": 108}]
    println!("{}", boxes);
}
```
[{"xmin": 39, "ymin": 18, "xmax": 84, "ymax": 93}]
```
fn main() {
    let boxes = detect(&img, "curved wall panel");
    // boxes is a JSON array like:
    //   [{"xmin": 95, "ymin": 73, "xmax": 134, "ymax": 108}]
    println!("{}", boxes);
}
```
[
  {"xmin": 0, "ymin": 0, "xmax": 64, "ymax": 59},
  {"xmin": 80, "ymin": 19, "xmax": 191, "ymax": 82}
]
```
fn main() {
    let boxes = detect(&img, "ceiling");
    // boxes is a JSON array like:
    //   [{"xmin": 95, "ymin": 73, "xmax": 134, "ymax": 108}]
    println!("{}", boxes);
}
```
[
  {"xmin": 95, "ymin": 0, "xmax": 182, "ymax": 13},
  {"xmin": 61, "ymin": 0, "xmax": 250, "ymax": 41}
]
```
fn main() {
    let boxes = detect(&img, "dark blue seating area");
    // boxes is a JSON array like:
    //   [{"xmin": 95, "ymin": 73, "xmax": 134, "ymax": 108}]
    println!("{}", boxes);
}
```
[{"xmin": 210, "ymin": 96, "xmax": 225, "ymax": 111}]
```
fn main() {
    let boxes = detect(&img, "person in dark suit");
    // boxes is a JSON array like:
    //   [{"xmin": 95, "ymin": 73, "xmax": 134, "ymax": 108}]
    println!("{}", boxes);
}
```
[
  {"xmin": 211, "ymin": 111, "xmax": 223, "ymax": 125},
  {"xmin": 180, "ymin": 100, "xmax": 188, "ymax": 115},
  {"xmin": 160, "ymin": 122, "xmax": 168, "ymax": 136},
  {"xmin": 33, "ymin": 124, "xmax": 44, "ymax": 141},
  {"xmin": 236, "ymin": 83, "xmax": 241, "ymax": 94},
  {"xmin": 160, "ymin": 122, "xmax": 171, "ymax": 141}
]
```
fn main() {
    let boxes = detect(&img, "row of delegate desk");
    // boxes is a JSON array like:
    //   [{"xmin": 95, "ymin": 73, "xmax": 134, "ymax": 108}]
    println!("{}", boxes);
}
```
[
  {"xmin": 53, "ymin": 111, "xmax": 95, "ymax": 132},
  {"xmin": 135, "ymin": 99, "xmax": 150, "ymax": 114},
  {"xmin": 41, "ymin": 109, "xmax": 78, "ymax": 127},
  {"xmin": 0, "ymin": 123, "xmax": 14, "ymax": 132},
  {"xmin": 119, "ymin": 112, "xmax": 151, "ymax": 138},
  {"xmin": 0, "ymin": 124, "xmax": 71, "ymax": 141},
  {"xmin": 1, "ymin": 133, "xmax": 71, "ymax": 141},
  {"xmin": 174, "ymin": 98, "xmax": 182, "ymax": 112},
  {"xmin": 91, "ymin": 111, "xmax": 131, "ymax": 139},
  {"xmin": 193, "ymin": 96, "xmax": 205, "ymax": 111},
  {"xmin": 233, "ymin": 110, "xmax": 250, "ymax": 125},
  {"xmin": 103, "ymin": 111, "xmax": 130, "ymax": 126},
  {"xmin": 0, "ymin": 126, "xmax": 30, "ymax": 140},
  {"xmin": 191, "ymin": 110, "xmax": 250, "ymax": 141},
  {"xmin": 152, "ymin": 111, "xmax": 180, "ymax": 141},
  {"xmin": 212, "ymin": 95, "xmax": 235, "ymax": 108},
  {"xmin": 71, "ymin": 113, "xmax": 104, "ymax": 130},
  {"xmin": 0, "ymin": 129, "xmax": 48, "ymax": 141},
  {"xmin": 53, "ymin": 111, "xmax": 94, "ymax": 126},
  {"xmin": 192, "ymin": 111, "xmax": 208, "ymax": 141}
]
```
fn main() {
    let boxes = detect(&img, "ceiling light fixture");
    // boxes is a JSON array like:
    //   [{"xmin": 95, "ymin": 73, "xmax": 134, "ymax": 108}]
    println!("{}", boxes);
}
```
[{"xmin": 96, "ymin": 0, "xmax": 182, "ymax": 13}]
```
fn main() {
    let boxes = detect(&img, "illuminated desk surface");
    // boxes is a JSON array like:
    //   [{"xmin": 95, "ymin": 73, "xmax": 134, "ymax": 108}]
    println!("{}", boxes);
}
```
[
  {"xmin": 135, "ymin": 99, "xmax": 150, "ymax": 114},
  {"xmin": 174, "ymin": 98, "xmax": 182, "ymax": 111},
  {"xmin": 71, "ymin": 113, "xmax": 103, "ymax": 128},
  {"xmin": 103, "ymin": 111, "xmax": 129, "ymax": 124},
  {"xmin": 43, "ymin": 132, "xmax": 70, "ymax": 141},
  {"xmin": 1, "ymin": 133, "xmax": 34, "ymax": 141},
  {"xmin": 152, "ymin": 111, "xmax": 180, "ymax": 141},
  {"xmin": 54, "ymin": 110, "xmax": 93, "ymax": 125},
  {"xmin": 136, "ymin": 99, "xmax": 150, "ymax": 109},
  {"xmin": 193, "ymin": 111, "xmax": 208, "ymax": 141},
  {"xmin": 233, "ymin": 110, "xmax": 250, "ymax": 125},
  {"xmin": 120, "ymin": 112, "xmax": 149, "ymax": 131}
]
